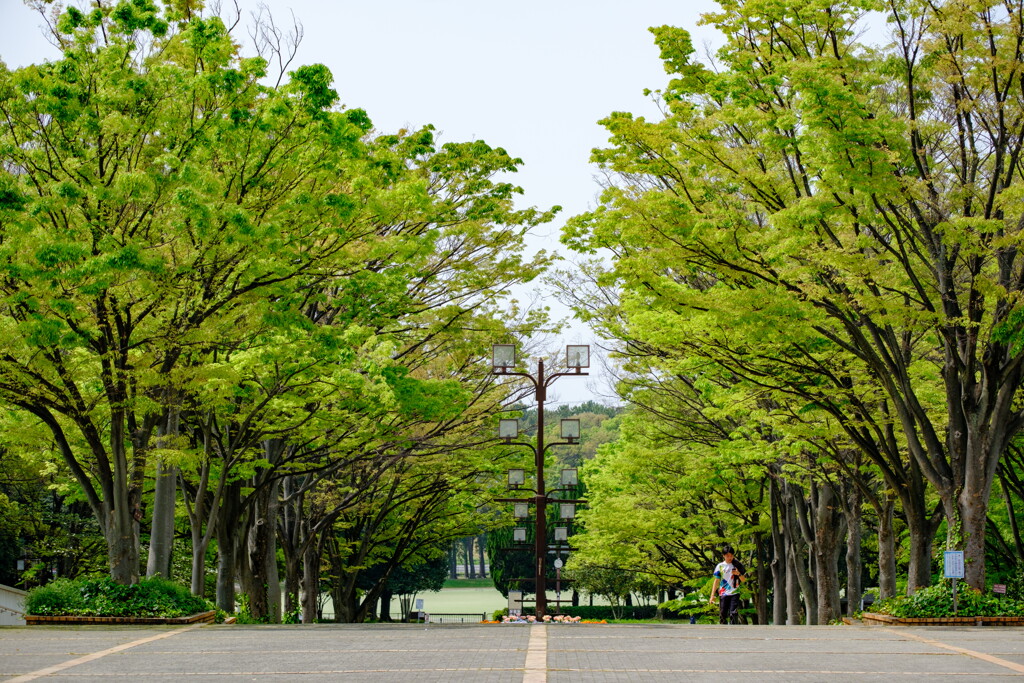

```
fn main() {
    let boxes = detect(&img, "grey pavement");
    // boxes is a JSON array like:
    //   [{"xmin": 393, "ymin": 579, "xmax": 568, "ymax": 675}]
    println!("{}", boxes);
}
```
[{"xmin": 1, "ymin": 622, "xmax": 1022, "ymax": 682}]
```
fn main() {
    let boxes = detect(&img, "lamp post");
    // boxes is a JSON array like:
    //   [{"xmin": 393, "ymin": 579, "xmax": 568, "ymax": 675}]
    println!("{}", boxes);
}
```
[{"xmin": 493, "ymin": 343, "xmax": 589, "ymax": 617}]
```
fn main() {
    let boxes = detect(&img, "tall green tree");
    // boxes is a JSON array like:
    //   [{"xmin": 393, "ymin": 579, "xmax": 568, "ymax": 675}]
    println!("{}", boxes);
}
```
[
  {"xmin": 563, "ymin": 0, "xmax": 1024, "ymax": 590},
  {"xmin": 0, "ymin": 0, "xmax": 419, "ymax": 583}
]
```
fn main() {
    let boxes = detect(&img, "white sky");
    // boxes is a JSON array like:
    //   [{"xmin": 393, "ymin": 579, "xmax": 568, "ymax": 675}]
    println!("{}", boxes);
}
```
[{"xmin": 0, "ymin": 0, "xmax": 725, "ymax": 405}]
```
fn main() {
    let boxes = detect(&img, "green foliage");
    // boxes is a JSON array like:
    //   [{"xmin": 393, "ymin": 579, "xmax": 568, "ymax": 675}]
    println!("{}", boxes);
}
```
[
  {"xmin": 871, "ymin": 583, "xmax": 1024, "ymax": 618},
  {"xmin": 1007, "ymin": 564, "xmax": 1024, "ymax": 602},
  {"xmin": 1, "ymin": 0, "xmax": 557, "ymax": 598},
  {"xmin": 232, "ymin": 594, "xmax": 268, "ymax": 624},
  {"xmin": 556, "ymin": 0, "xmax": 1024, "ymax": 593},
  {"xmin": 282, "ymin": 596, "xmax": 302, "ymax": 625},
  {"xmin": 659, "ymin": 593, "xmax": 717, "ymax": 619},
  {"xmin": 24, "ymin": 576, "xmax": 212, "ymax": 617},
  {"xmin": 486, "ymin": 527, "xmax": 535, "ymax": 598},
  {"xmin": 23, "ymin": 578, "xmax": 86, "ymax": 615}
]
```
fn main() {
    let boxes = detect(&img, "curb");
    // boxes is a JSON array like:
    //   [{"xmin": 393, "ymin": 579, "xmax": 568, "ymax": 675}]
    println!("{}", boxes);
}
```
[
  {"xmin": 25, "ymin": 610, "xmax": 216, "ymax": 626},
  {"xmin": 861, "ymin": 612, "xmax": 1024, "ymax": 626}
]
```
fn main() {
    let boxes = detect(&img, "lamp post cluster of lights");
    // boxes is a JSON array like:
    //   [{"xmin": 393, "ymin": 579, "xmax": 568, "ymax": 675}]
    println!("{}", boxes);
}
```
[{"xmin": 492, "ymin": 343, "xmax": 589, "ymax": 618}]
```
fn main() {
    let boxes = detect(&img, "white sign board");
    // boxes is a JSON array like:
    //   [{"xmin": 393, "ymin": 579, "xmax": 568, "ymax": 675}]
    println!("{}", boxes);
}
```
[
  {"xmin": 943, "ymin": 550, "xmax": 965, "ymax": 579},
  {"xmin": 508, "ymin": 590, "xmax": 523, "ymax": 615},
  {"xmin": 994, "ymin": 584, "xmax": 1007, "ymax": 594},
  {"xmin": 415, "ymin": 599, "xmax": 424, "ymax": 611}
]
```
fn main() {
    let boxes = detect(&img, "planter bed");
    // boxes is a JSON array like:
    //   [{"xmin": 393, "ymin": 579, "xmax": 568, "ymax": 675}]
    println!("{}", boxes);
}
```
[
  {"xmin": 862, "ymin": 612, "xmax": 1024, "ymax": 626},
  {"xmin": 26, "ymin": 610, "xmax": 216, "ymax": 626}
]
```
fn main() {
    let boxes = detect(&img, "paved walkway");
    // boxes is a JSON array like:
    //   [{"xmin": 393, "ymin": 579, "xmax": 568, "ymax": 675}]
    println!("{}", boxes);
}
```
[{"xmin": 1, "ymin": 623, "xmax": 1023, "ymax": 681}]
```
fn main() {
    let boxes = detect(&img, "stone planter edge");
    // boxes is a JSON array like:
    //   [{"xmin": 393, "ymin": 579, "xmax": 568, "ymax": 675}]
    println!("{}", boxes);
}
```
[
  {"xmin": 25, "ymin": 610, "xmax": 216, "ymax": 626},
  {"xmin": 861, "ymin": 612, "xmax": 1024, "ymax": 626}
]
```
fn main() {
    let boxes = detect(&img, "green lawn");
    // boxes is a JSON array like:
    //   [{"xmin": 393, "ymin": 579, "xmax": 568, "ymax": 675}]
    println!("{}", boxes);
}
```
[
  {"xmin": 320, "ymin": 582, "xmax": 619, "ymax": 621},
  {"xmin": 396, "ymin": 585, "xmax": 506, "ymax": 617},
  {"xmin": 442, "ymin": 578, "xmax": 494, "ymax": 589}
]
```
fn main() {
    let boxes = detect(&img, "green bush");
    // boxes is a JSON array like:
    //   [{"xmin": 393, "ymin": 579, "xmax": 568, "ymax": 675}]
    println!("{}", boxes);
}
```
[
  {"xmin": 870, "ymin": 582, "xmax": 1024, "ymax": 618},
  {"xmin": 24, "ymin": 576, "xmax": 213, "ymax": 617},
  {"xmin": 659, "ymin": 594, "xmax": 717, "ymax": 619},
  {"xmin": 24, "ymin": 578, "xmax": 86, "ymax": 616}
]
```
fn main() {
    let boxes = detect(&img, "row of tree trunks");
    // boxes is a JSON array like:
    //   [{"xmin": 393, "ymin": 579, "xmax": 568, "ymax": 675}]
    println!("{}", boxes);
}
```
[
  {"xmin": 448, "ymin": 535, "xmax": 488, "ymax": 578},
  {"xmin": 763, "ymin": 456, "xmax": 938, "ymax": 624}
]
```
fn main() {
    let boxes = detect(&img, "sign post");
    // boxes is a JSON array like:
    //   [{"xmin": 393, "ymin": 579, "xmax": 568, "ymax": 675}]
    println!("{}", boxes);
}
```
[
  {"xmin": 554, "ymin": 558, "xmax": 563, "ymax": 605},
  {"xmin": 508, "ymin": 590, "xmax": 523, "ymax": 617},
  {"xmin": 943, "ymin": 550, "xmax": 965, "ymax": 616}
]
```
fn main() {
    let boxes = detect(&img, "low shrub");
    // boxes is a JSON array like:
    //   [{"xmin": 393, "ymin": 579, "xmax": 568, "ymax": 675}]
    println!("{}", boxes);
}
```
[
  {"xmin": 870, "ymin": 582, "xmax": 1024, "ymax": 618},
  {"xmin": 25, "ymin": 576, "xmax": 213, "ymax": 618},
  {"xmin": 659, "ymin": 594, "xmax": 717, "ymax": 619},
  {"xmin": 24, "ymin": 578, "xmax": 86, "ymax": 616}
]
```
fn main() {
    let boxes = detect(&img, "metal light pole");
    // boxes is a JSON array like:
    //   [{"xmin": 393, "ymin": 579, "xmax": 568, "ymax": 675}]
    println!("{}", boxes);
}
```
[{"xmin": 493, "ymin": 344, "xmax": 589, "ymax": 618}]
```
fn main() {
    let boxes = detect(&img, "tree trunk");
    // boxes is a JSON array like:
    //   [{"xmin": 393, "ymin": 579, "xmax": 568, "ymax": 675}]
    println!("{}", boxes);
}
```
[
  {"xmin": 844, "ymin": 485, "xmax": 862, "ymax": 617},
  {"xmin": 477, "ymin": 534, "xmax": 487, "ymax": 578},
  {"xmin": 244, "ymin": 480, "xmax": 280, "ymax": 622},
  {"xmin": 788, "ymin": 486, "xmax": 817, "ymax": 624},
  {"xmin": 147, "ymin": 461, "xmax": 177, "ymax": 579},
  {"xmin": 1001, "ymin": 473, "xmax": 1024, "ymax": 561},
  {"xmin": 464, "ymin": 537, "xmax": 476, "ymax": 578},
  {"xmin": 812, "ymin": 483, "xmax": 843, "ymax": 625},
  {"xmin": 754, "ymin": 531, "xmax": 768, "ymax": 625},
  {"xmin": 379, "ymin": 587, "xmax": 393, "ymax": 622},
  {"xmin": 875, "ymin": 493, "xmax": 897, "ymax": 600},
  {"xmin": 215, "ymin": 481, "xmax": 242, "ymax": 613},
  {"xmin": 960, "ymin": 437, "xmax": 1001, "ymax": 589},
  {"xmin": 448, "ymin": 543, "xmax": 458, "ymax": 579},
  {"xmin": 108, "ymin": 413, "xmax": 142, "ymax": 585},
  {"xmin": 284, "ymin": 556, "xmax": 300, "ymax": 621},
  {"xmin": 770, "ymin": 477, "xmax": 787, "ymax": 625},
  {"xmin": 785, "ymin": 543, "xmax": 802, "ymax": 625},
  {"xmin": 301, "ymin": 542, "xmax": 320, "ymax": 624},
  {"xmin": 333, "ymin": 576, "xmax": 357, "ymax": 623},
  {"xmin": 190, "ymin": 532, "xmax": 210, "ymax": 597},
  {"xmin": 106, "ymin": 520, "xmax": 141, "ymax": 585},
  {"xmin": 266, "ymin": 482, "xmax": 282, "ymax": 623},
  {"xmin": 904, "ymin": 500, "xmax": 939, "ymax": 594}
]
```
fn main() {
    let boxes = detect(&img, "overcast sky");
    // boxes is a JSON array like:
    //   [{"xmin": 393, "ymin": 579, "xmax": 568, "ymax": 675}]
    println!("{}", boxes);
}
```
[{"xmin": 0, "ymin": 0, "xmax": 725, "ymax": 405}]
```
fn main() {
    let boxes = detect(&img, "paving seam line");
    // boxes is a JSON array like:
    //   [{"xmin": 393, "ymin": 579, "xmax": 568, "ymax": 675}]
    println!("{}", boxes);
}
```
[
  {"xmin": 6, "ymin": 624, "xmax": 205, "ymax": 682},
  {"xmin": 885, "ymin": 628, "xmax": 1024, "ymax": 674},
  {"xmin": 523, "ymin": 624, "xmax": 547, "ymax": 683}
]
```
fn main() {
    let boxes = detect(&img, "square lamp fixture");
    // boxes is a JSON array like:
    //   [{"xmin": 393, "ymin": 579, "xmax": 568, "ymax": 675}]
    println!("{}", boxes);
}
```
[
  {"xmin": 561, "ymin": 468, "xmax": 578, "ymax": 487},
  {"xmin": 507, "ymin": 468, "xmax": 525, "ymax": 488},
  {"xmin": 560, "ymin": 419, "xmax": 581, "ymax": 442},
  {"xmin": 514, "ymin": 502, "xmax": 530, "ymax": 519},
  {"xmin": 559, "ymin": 503, "xmax": 576, "ymax": 520},
  {"xmin": 499, "ymin": 419, "xmax": 519, "ymax": 440},
  {"xmin": 566, "ymin": 345, "xmax": 590, "ymax": 370},
  {"xmin": 554, "ymin": 526, "xmax": 569, "ymax": 542},
  {"xmin": 513, "ymin": 527, "xmax": 527, "ymax": 543},
  {"xmin": 492, "ymin": 344, "xmax": 516, "ymax": 372}
]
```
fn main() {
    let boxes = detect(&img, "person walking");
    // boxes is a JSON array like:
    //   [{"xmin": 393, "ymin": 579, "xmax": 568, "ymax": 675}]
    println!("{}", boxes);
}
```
[{"xmin": 708, "ymin": 545, "xmax": 746, "ymax": 624}]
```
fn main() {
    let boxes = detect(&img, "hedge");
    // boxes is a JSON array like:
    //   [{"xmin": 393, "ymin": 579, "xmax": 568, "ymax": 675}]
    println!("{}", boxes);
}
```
[
  {"xmin": 870, "ymin": 582, "xmax": 1024, "ymax": 619},
  {"xmin": 25, "ymin": 576, "xmax": 213, "ymax": 618}
]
